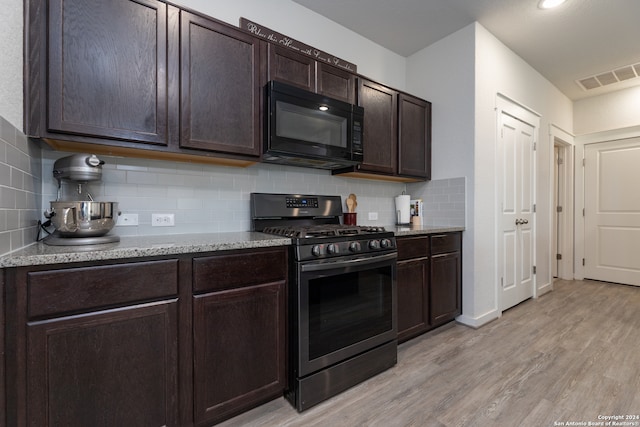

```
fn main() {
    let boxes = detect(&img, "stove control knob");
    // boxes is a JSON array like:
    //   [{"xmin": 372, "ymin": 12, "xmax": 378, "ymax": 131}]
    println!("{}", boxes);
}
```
[
  {"xmin": 349, "ymin": 241, "xmax": 362, "ymax": 253},
  {"xmin": 380, "ymin": 238, "xmax": 392, "ymax": 249},
  {"xmin": 368, "ymin": 240, "xmax": 380, "ymax": 250},
  {"xmin": 311, "ymin": 245, "xmax": 322, "ymax": 257},
  {"xmin": 327, "ymin": 243, "xmax": 339, "ymax": 255}
]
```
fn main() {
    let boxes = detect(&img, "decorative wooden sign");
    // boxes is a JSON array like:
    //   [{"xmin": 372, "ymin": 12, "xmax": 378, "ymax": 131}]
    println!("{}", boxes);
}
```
[{"xmin": 239, "ymin": 18, "xmax": 357, "ymax": 73}]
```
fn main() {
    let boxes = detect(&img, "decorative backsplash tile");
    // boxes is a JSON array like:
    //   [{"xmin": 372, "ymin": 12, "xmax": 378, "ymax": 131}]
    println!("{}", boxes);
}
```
[
  {"xmin": 0, "ymin": 129, "xmax": 468, "ymax": 244},
  {"xmin": 0, "ymin": 115, "xmax": 42, "ymax": 255},
  {"xmin": 40, "ymin": 151, "xmax": 408, "ymax": 236},
  {"xmin": 407, "ymin": 177, "xmax": 466, "ymax": 227}
]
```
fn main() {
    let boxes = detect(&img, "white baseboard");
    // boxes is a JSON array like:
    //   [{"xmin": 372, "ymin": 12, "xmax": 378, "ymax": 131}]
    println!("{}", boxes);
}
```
[
  {"xmin": 537, "ymin": 281, "xmax": 554, "ymax": 297},
  {"xmin": 456, "ymin": 309, "xmax": 500, "ymax": 329}
]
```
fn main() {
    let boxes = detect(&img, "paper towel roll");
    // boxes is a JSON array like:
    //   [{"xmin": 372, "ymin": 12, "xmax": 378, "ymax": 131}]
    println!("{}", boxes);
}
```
[{"xmin": 395, "ymin": 195, "xmax": 411, "ymax": 225}]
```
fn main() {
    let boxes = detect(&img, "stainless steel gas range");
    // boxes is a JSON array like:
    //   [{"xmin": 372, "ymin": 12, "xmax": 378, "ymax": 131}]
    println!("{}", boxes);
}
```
[{"xmin": 251, "ymin": 193, "xmax": 398, "ymax": 412}]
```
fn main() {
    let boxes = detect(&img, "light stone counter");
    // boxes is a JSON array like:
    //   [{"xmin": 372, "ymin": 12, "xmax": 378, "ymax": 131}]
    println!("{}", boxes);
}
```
[
  {"xmin": 0, "ymin": 226, "xmax": 464, "ymax": 268},
  {"xmin": 387, "ymin": 225, "xmax": 465, "ymax": 237},
  {"xmin": 0, "ymin": 232, "xmax": 291, "ymax": 268}
]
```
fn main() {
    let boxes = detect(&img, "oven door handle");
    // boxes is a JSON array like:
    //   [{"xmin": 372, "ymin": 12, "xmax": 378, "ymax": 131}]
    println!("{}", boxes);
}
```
[{"xmin": 300, "ymin": 252, "xmax": 397, "ymax": 272}]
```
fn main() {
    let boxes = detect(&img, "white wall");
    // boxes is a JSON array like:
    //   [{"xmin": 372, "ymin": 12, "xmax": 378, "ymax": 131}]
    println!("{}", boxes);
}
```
[
  {"xmin": 472, "ymin": 24, "xmax": 572, "ymax": 325},
  {"xmin": 0, "ymin": 0, "xmax": 23, "ymax": 129},
  {"xmin": 574, "ymin": 86, "xmax": 640, "ymax": 135},
  {"xmin": 405, "ymin": 23, "xmax": 573, "ymax": 327},
  {"xmin": 572, "ymin": 86, "xmax": 640, "ymax": 281},
  {"xmin": 173, "ymin": 0, "xmax": 407, "ymax": 90},
  {"xmin": 406, "ymin": 24, "xmax": 476, "ymax": 324}
]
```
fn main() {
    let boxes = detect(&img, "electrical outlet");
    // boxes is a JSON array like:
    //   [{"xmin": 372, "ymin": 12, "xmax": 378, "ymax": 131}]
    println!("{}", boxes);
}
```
[
  {"xmin": 152, "ymin": 213, "xmax": 175, "ymax": 227},
  {"xmin": 368, "ymin": 212, "xmax": 378, "ymax": 221},
  {"xmin": 117, "ymin": 213, "xmax": 138, "ymax": 226}
]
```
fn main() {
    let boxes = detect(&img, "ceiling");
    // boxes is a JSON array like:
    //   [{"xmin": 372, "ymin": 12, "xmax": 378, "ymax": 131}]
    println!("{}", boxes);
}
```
[{"xmin": 291, "ymin": 0, "xmax": 640, "ymax": 101}]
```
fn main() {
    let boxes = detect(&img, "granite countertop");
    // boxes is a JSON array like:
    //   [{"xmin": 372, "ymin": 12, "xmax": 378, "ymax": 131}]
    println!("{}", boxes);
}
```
[
  {"xmin": 0, "ymin": 226, "xmax": 464, "ymax": 268},
  {"xmin": 388, "ymin": 225, "xmax": 465, "ymax": 236},
  {"xmin": 0, "ymin": 232, "xmax": 291, "ymax": 268}
]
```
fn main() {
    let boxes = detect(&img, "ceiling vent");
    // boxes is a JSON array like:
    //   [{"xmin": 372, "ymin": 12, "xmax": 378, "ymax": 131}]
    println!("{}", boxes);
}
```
[{"xmin": 577, "ymin": 62, "xmax": 640, "ymax": 91}]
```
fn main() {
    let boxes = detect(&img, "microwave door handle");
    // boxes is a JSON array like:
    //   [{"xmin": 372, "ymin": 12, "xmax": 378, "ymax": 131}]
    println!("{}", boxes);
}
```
[{"xmin": 300, "ymin": 252, "xmax": 397, "ymax": 272}]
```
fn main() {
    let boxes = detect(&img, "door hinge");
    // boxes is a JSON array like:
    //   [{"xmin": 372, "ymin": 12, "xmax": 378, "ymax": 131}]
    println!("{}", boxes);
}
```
[
  {"xmin": 533, "ymin": 142, "xmax": 537, "ymax": 151},
  {"xmin": 556, "ymin": 253, "xmax": 562, "ymax": 260},
  {"xmin": 533, "ymin": 266, "xmax": 537, "ymax": 274},
  {"xmin": 556, "ymin": 206, "xmax": 563, "ymax": 213},
  {"xmin": 533, "ymin": 204, "xmax": 536, "ymax": 213},
  {"xmin": 501, "ymin": 277, "xmax": 504, "ymax": 287},
  {"xmin": 582, "ymin": 258, "xmax": 585, "ymax": 266},
  {"xmin": 583, "ymin": 158, "xmax": 586, "ymax": 166},
  {"xmin": 557, "ymin": 157, "xmax": 564, "ymax": 165},
  {"xmin": 583, "ymin": 208, "xmax": 585, "ymax": 216}
]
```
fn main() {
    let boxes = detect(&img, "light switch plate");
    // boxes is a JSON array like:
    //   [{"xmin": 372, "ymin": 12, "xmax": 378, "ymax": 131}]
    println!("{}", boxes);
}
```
[{"xmin": 368, "ymin": 212, "xmax": 378, "ymax": 221}]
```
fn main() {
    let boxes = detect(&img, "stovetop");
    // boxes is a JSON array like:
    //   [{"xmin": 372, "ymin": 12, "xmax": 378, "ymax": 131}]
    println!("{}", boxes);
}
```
[
  {"xmin": 262, "ymin": 224, "xmax": 388, "ymax": 239},
  {"xmin": 251, "ymin": 193, "xmax": 396, "ymax": 261}
]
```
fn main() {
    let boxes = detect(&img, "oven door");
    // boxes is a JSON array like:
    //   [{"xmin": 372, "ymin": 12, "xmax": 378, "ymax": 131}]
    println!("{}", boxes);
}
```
[{"xmin": 296, "ymin": 252, "xmax": 397, "ymax": 377}]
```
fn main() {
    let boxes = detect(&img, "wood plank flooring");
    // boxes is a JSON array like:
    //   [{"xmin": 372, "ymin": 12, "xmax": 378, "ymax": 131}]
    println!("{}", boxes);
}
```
[{"xmin": 219, "ymin": 280, "xmax": 640, "ymax": 427}]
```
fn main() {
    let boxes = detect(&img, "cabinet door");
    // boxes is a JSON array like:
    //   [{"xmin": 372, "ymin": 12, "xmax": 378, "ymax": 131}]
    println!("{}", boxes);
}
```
[
  {"xmin": 268, "ymin": 44, "xmax": 316, "ymax": 92},
  {"xmin": 357, "ymin": 78, "xmax": 398, "ymax": 174},
  {"xmin": 430, "ymin": 251, "xmax": 462, "ymax": 326},
  {"xmin": 27, "ymin": 300, "xmax": 179, "ymax": 427},
  {"xmin": 181, "ymin": 12, "xmax": 263, "ymax": 156},
  {"xmin": 193, "ymin": 281, "xmax": 286, "ymax": 425},
  {"xmin": 47, "ymin": 0, "xmax": 170, "ymax": 145},
  {"xmin": 398, "ymin": 93, "xmax": 431, "ymax": 179},
  {"xmin": 397, "ymin": 259, "xmax": 430, "ymax": 343},
  {"xmin": 317, "ymin": 64, "xmax": 356, "ymax": 103}
]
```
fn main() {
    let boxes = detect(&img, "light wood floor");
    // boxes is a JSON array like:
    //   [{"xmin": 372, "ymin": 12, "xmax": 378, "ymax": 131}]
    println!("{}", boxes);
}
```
[{"xmin": 219, "ymin": 280, "xmax": 640, "ymax": 427}]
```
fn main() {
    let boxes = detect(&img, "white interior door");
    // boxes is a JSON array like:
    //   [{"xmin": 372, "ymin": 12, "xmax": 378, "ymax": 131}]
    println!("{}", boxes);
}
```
[
  {"xmin": 500, "ymin": 113, "xmax": 535, "ymax": 310},
  {"xmin": 584, "ymin": 138, "xmax": 640, "ymax": 286}
]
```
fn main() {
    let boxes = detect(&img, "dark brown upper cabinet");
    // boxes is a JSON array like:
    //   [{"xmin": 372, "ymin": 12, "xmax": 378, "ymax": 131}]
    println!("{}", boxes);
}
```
[
  {"xmin": 399, "ymin": 93, "xmax": 432, "ymax": 180},
  {"xmin": 180, "ymin": 12, "xmax": 264, "ymax": 157},
  {"xmin": 267, "ymin": 44, "xmax": 356, "ymax": 103},
  {"xmin": 356, "ymin": 78, "xmax": 398, "ymax": 175},
  {"xmin": 25, "ymin": 0, "xmax": 263, "ymax": 166},
  {"xmin": 334, "ymin": 78, "xmax": 431, "ymax": 182},
  {"xmin": 27, "ymin": 0, "xmax": 174, "ymax": 146}
]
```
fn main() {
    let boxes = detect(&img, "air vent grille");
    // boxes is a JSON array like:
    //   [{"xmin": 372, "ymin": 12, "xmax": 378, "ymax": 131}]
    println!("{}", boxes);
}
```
[{"xmin": 577, "ymin": 61, "xmax": 640, "ymax": 91}]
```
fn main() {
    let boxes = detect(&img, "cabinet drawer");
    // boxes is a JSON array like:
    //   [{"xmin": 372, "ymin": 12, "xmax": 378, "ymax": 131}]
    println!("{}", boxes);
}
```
[
  {"xmin": 397, "ymin": 236, "xmax": 430, "ymax": 261},
  {"xmin": 193, "ymin": 248, "xmax": 287, "ymax": 292},
  {"xmin": 28, "ymin": 260, "xmax": 179, "ymax": 318},
  {"xmin": 430, "ymin": 233, "xmax": 461, "ymax": 255}
]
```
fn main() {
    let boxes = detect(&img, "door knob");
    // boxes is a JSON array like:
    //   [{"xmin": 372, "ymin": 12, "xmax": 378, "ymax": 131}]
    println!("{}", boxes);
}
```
[
  {"xmin": 522, "ymin": 219, "xmax": 529, "ymax": 224},
  {"xmin": 515, "ymin": 219, "xmax": 522, "ymax": 225}
]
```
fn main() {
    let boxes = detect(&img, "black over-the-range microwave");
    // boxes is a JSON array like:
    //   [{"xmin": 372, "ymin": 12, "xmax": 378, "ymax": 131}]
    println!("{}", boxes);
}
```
[{"xmin": 263, "ymin": 81, "xmax": 364, "ymax": 170}]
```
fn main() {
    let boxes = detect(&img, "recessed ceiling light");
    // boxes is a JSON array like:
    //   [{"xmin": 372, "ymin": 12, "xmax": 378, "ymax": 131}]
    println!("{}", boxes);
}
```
[{"xmin": 538, "ymin": 0, "xmax": 567, "ymax": 9}]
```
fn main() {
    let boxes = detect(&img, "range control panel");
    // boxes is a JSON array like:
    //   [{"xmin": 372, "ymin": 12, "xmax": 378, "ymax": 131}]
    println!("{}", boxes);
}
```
[{"xmin": 286, "ymin": 197, "xmax": 319, "ymax": 208}]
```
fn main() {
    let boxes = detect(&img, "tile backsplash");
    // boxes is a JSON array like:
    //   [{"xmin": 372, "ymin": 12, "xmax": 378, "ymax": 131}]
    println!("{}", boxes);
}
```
[
  {"xmin": 408, "ymin": 177, "xmax": 466, "ymax": 227},
  {"xmin": 36, "ymin": 151, "xmax": 467, "ymax": 239},
  {"xmin": 0, "ymin": 115, "xmax": 42, "ymax": 255}
]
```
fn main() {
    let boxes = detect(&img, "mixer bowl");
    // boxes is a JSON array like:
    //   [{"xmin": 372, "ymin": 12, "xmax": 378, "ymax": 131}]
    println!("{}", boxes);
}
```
[{"xmin": 48, "ymin": 201, "xmax": 120, "ymax": 237}]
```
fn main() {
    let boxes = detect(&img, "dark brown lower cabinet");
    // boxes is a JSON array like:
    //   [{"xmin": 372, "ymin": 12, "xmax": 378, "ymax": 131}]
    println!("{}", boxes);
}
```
[
  {"xmin": 396, "ymin": 236, "xmax": 430, "ymax": 342},
  {"xmin": 193, "ymin": 281, "xmax": 286, "ymax": 426},
  {"xmin": 4, "ymin": 259, "xmax": 180, "ymax": 427},
  {"xmin": 27, "ymin": 300, "xmax": 179, "ymax": 427},
  {"xmin": 192, "ymin": 248, "xmax": 287, "ymax": 426},
  {"xmin": 396, "ymin": 232, "xmax": 462, "ymax": 343},
  {"xmin": 4, "ymin": 246, "xmax": 288, "ymax": 427},
  {"xmin": 430, "ymin": 233, "xmax": 462, "ymax": 327}
]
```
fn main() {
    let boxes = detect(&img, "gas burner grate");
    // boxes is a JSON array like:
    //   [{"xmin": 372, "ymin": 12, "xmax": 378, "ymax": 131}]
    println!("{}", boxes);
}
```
[{"xmin": 262, "ymin": 224, "xmax": 387, "ymax": 238}]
